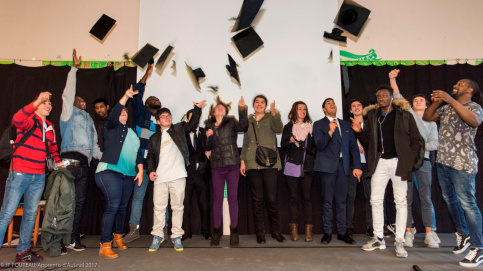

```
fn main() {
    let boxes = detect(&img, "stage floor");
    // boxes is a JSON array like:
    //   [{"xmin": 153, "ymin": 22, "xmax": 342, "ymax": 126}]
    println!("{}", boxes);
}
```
[{"xmin": 0, "ymin": 233, "xmax": 474, "ymax": 271}]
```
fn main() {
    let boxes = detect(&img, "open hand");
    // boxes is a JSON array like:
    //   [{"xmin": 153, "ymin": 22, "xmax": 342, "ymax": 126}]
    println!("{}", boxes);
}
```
[{"xmin": 73, "ymin": 48, "xmax": 82, "ymax": 68}]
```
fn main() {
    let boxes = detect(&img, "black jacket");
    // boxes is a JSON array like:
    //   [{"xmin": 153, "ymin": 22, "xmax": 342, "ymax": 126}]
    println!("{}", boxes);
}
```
[
  {"xmin": 186, "ymin": 126, "xmax": 208, "ymax": 175},
  {"xmin": 146, "ymin": 106, "xmax": 201, "ymax": 176},
  {"xmin": 202, "ymin": 108, "xmax": 248, "ymax": 168},
  {"xmin": 281, "ymin": 123, "xmax": 317, "ymax": 173},
  {"xmin": 92, "ymin": 113, "xmax": 109, "ymax": 152},
  {"xmin": 356, "ymin": 99, "xmax": 424, "ymax": 180}
]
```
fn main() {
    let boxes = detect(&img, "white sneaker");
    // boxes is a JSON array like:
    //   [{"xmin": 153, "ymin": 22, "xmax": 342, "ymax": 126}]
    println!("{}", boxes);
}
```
[
  {"xmin": 424, "ymin": 232, "xmax": 439, "ymax": 248},
  {"xmin": 410, "ymin": 227, "xmax": 417, "ymax": 236},
  {"xmin": 431, "ymin": 231, "xmax": 441, "ymax": 243},
  {"xmin": 395, "ymin": 241, "xmax": 408, "ymax": 258},
  {"xmin": 404, "ymin": 232, "xmax": 414, "ymax": 247},
  {"xmin": 362, "ymin": 237, "xmax": 386, "ymax": 251}
]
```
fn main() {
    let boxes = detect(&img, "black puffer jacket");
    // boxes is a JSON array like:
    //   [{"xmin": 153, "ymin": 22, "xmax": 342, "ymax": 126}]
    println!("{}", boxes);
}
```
[
  {"xmin": 146, "ymin": 106, "xmax": 201, "ymax": 176},
  {"xmin": 203, "ymin": 108, "xmax": 248, "ymax": 168},
  {"xmin": 280, "ymin": 123, "xmax": 317, "ymax": 173}
]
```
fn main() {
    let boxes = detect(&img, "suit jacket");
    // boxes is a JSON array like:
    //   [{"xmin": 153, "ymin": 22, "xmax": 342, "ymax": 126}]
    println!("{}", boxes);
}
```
[
  {"xmin": 186, "ymin": 127, "xmax": 208, "ymax": 175},
  {"xmin": 313, "ymin": 116, "xmax": 361, "ymax": 175}
]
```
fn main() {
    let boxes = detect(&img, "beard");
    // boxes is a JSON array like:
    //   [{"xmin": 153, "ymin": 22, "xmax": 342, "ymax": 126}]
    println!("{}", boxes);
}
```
[{"xmin": 451, "ymin": 89, "xmax": 463, "ymax": 99}]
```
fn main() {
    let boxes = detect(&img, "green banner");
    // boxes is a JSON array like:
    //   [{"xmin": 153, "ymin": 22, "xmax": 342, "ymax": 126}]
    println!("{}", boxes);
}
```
[
  {"xmin": 0, "ymin": 61, "xmax": 14, "ymax": 64},
  {"xmin": 341, "ymin": 60, "xmax": 448, "ymax": 66},
  {"xmin": 42, "ymin": 61, "xmax": 136, "ymax": 70}
]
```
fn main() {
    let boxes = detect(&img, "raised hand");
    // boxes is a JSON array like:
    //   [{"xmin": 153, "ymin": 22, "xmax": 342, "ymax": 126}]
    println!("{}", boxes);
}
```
[
  {"xmin": 431, "ymin": 90, "xmax": 452, "ymax": 104},
  {"xmin": 206, "ymin": 129, "xmax": 214, "ymax": 137},
  {"xmin": 73, "ymin": 48, "xmax": 82, "ymax": 68},
  {"xmin": 350, "ymin": 117, "xmax": 362, "ymax": 132},
  {"xmin": 270, "ymin": 100, "xmax": 276, "ymax": 116},
  {"xmin": 388, "ymin": 69, "xmax": 400, "ymax": 79},
  {"xmin": 239, "ymin": 96, "xmax": 245, "ymax": 109},
  {"xmin": 124, "ymin": 84, "xmax": 139, "ymax": 99},
  {"xmin": 193, "ymin": 99, "xmax": 207, "ymax": 108},
  {"xmin": 34, "ymin": 92, "xmax": 52, "ymax": 107},
  {"xmin": 146, "ymin": 63, "xmax": 154, "ymax": 77}
]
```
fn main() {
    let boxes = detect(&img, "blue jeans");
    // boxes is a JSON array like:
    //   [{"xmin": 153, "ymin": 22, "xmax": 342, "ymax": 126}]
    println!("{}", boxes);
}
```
[
  {"xmin": 129, "ymin": 170, "xmax": 149, "ymax": 226},
  {"xmin": 407, "ymin": 160, "xmax": 436, "ymax": 229},
  {"xmin": 437, "ymin": 163, "xmax": 483, "ymax": 248},
  {"xmin": 0, "ymin": 171, "xmax": 45, "ymax": 253},
  {"xmin": 95, "ymin": 170, "xmax": 135, "ymax": 243}
]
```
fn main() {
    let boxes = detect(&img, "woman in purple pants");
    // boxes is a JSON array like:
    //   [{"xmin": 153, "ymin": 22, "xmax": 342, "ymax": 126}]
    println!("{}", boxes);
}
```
[{"xmin": 203, "ymin": 96, "xmax": 248, "ymax": 247}]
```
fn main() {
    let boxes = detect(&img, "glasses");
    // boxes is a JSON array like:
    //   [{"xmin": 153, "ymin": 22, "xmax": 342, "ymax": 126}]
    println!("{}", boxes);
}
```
[{"xmin": 159, "ymin": 115, "xmax": 172, "ymax": 120}]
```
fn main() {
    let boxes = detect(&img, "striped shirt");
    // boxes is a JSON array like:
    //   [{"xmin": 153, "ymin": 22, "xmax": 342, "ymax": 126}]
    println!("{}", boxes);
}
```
[{"xmin": 11, "ymin": 102, "xmax": 61, "ymax": 174}]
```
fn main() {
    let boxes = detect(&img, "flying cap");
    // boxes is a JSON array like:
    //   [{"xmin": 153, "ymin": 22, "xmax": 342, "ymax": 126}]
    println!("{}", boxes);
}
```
[
  {"xmin": 226, "ymin": 54, "xmax": 240, "ymax": 84},
  {"xmin": 324, "ymin": 28, "xmax": 347, "ymax": 43},
  {"xmin": 232, "ymin": 0, "xmax": 264, "ymax": 32},
  {"xmin": 89, "ymin": 14, "xmax": 116, "ymax": 41},
  {"xmin": 232, "ymin": 27, "xmax": 264, "ymax": 58},
  {"xmin": 185, "ymin": 62, "xmax": 206, "ymax": 90},
  {"xmin": 131, "ymin": 43, "xmax": 159, "ymax": 68},
  {"xmin": 334, "ymin": 0, "xmax": 371, "ymax": 36},
  {"xmin": 155, "ymin": 45, "xmax": 175, "ymax": 70}
]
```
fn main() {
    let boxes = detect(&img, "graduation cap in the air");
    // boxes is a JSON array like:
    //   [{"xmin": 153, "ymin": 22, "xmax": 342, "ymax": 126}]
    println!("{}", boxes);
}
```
[
  {"xmin": 89, "ymin": 14, "xmax": 116, "ymax": 41},
  {"xmin": 232, "ymin": 27, "xmax": 264, "ymax": 58},
  {"xmin": 155, "ymin": 45, "xmax": 174, "ymax": 70},
  {"xmin": 226, "ymin": 54, "xmax": 240, "ymax": 84},
  {"xmin": 334, "ymin": 0, "xmax": 371, "ymax": 37},
  {"xmin": 131, "ymin": 43, "xmax": 159, "ymax": 68},
  {"xmin": 324, "ymin": 28, "xmax": 347, "ymax": 43},
  {"xmin": 232, "ymin": 0, "xmax": 264, "ymax": 32},
  {"xmin": 185, "ymin": 62, "xmax": 206, "ymax": 90}
]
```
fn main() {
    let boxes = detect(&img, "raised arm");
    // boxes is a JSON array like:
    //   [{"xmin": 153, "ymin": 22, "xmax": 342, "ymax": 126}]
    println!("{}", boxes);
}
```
[
  {"xmin": 183, "ymin": 100, "xmax": 206, "ymax": 133},
  {"xmin": 60, "ymin": 49, "xmax": 81, "ymax": 122},
  {"xmin": 132, "ymin": 64, "xmax": 153, "ymax": 124},
  {"xmin": 106, "ymin": 85, "xmax": 139, "ymax": 129},
  {"xmin": 389, "ymin": 69, "xmax": 400, "ymax": 95},
  {"xmin": 234, "ymin": 97, "xmax": 248, "ymax": 132},
  {"xmin": 12, "ymin": 92, "xmax": 51, "ymax": 130}
]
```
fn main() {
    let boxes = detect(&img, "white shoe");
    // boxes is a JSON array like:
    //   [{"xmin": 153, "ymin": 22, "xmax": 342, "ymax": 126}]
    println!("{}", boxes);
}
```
[
  {"xmin": 410, "ymin": 227, "xmax": 417, "ymax": 235},
  {"xmin": 404, "ymin": 232, "xmax": 414, "ymax": 247},
  {"xmin": 431, "ymin": 231, "xmax": 441, "ymax": 243},
  {"xmin": 362, "ymin": 237, "xmax": 386, "ymax": 251},
  {"xmin": 395, "ymin": 241, "xmax": 408, "ymax": 258},
  {"xmin": 425, "ymin": 232, "xmax": 439, "ymax": 248}
]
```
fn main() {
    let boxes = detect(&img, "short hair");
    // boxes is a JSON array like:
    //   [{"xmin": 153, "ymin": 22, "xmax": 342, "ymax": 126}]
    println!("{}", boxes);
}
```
[
  {"xmin": 30, "ymin": 95, "xmax": 52, "ymax": 104},
  {"xmin": 155, "ymin": 108, "xmax": 172, "ymax": 120},
  {"xmin": 411, "ymin": 94, "xmax": 429, "ymax": 107},
  {"xmin": 322, "ymin": 98, "xmax": 334, "ymax": 109},
  {"xmin": 145, "ymin": 96, "xmax": 158, "ymax": 108},
  {"xmin": 288, "ymin": 101, "xmax": 312, "ymax": 124},
  {"xmin": 376, "ymin": 85, "xmax": 394, "ymax": 96},
  {"xmin": 93, "ymin": 97, "xmax": 109, "ymax": 107},
  {"xmin": 349, "ymin": 99, "xmax": 363, "ymax": 108},
  {"xmin": 252, "ymin": 94, "xmax": 268, "ymax": 106},
  {"xmin": 208, "ymin": 96, "xmax": 232, "ymax": 120}
]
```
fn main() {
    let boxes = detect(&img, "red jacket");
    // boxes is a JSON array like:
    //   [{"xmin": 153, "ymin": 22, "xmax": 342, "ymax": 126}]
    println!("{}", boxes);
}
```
[{"xmin": 11, "ymin": 102, "xmax": 61, "ymax": 174}]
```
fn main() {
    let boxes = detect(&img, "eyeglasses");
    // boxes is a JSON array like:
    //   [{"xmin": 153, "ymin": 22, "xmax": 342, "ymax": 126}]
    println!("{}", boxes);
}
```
[{"xmin": 159, "ymin": 115, "xmax": 172, "ymax": 119}]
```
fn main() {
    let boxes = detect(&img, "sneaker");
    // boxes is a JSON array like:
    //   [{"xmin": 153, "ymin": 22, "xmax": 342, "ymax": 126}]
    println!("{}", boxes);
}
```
[
  {"xmin": 362, "ymin": 237, "xmax": 386, "ymax": 251},
  {"xmin": 460, "ymin": 248, "xmax": 483, "ymax": 267},
  {"xmin": 172, "ymin": 237, "xmax": 184, "ymax": 252},
  {"xmin": 15, "ymin": 248, "xmax": 43, "ymax": 262},
  {"xmin": 454, "ymin": 232, "xmax": 471, "ymax": 254},
  {"xmin": 123, "ymin": 223, "xmax": 140, "ymax": 244},
  {"xmin": 410, "ymin": 227, "xmax": 417, "ymax": 236},
  {"xmin": 424, "ymin": 232, "xmax": 439, "ymax": 249},
  {"xmin": 149, "ymin": 236, "xmax": 164, "ymax": 252},
  {"xmin": 386, "ymin": 224, "xmax": 396, "ymax": 235},
  {"xmin": 395, "ymin": 241, "xmax": 408, "ymax": 258},
  {"xmin": 432, "ymin": 231, "xmax": 441, "ymax": 243},
  {"xmin": 67, "ymin": 239, "xmax": 86, "ymax": 251},
  {"xmin": 404, "ymin": 232, "xmax": 414, "ymax": 248},
  {"xmin": 60, "ymin": 243, "xmax": 68, "ymax": 256},
  {"xmin": 365, "ymin": 228, "xmax": 374, "ymax": 238},
  {"xmin": 79, "ymin": 233, "xmax": 86, "ymax": 239}
]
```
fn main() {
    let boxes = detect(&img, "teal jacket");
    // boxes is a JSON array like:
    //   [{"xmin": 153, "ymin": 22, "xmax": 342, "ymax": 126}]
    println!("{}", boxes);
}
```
[{"xmin": 41, "ymin": 168, "xmax": 76, "ymax": 257}]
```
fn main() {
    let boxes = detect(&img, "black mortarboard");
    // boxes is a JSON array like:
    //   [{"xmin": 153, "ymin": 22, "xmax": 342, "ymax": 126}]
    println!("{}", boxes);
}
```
[
  {"xmin": 226, "ymin": 54, "xmax": 240, "ymax": 84},
  {"xmin": 232, "ymin": 27, "xmax": 264, "ymax": 58},
  {"xmin": 324, "ymin": 28, "xmax": 347, "ymax": 43},
  {"xmin": 185, "ymin": 62, "xmax": 206, "ymax": 90},
  {"xmin": 232, "ymin": 0, "xmax": 264, "ymax": 32},
  {"xmin": 334, "ymin": 0, "xmax": 371, "ymax": 37},
  {"xmin": 131, "ymin": 43, "xmax": 159, "ymax": 68},
  {"xmin": 89, "ymin": 14, "xmax": 116, "ymax": 41},
  {"xmin": 155, "ymin": 45, "xmax": 174, "ymax": 70}
]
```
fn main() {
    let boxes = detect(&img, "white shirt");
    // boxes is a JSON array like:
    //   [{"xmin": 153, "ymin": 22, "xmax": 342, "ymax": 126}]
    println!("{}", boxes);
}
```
[
  {"xmin": 326, "ymin": 116, "xmax": 342, "ymax": 158},
  {"xmin": 155, "ymin": 129, "xmax": 187, "ymax": 184}
]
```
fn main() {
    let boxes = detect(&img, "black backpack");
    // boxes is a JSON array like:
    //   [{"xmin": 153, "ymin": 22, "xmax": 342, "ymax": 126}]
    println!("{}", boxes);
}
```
[{"xmin": 0, "ymin": 120, "xmax": 39, "ymax": 163}]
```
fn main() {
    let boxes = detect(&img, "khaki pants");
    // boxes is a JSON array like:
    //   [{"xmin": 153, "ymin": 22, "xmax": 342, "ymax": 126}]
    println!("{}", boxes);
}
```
[{"xmin": 151, "ymin": 178, "xmax": 186, "ymax": 239}]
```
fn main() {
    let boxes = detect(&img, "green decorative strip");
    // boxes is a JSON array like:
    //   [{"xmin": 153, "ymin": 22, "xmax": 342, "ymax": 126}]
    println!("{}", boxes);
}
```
[
  {"xmin": 42, "ymin": 61, "xmax": 136, "ymax": 70},
  {"xmin": 341, "ymin": 60, "xmax": 448, "ymax": 66},
  {"xmin": 477, "ymin": 60, "xmax": 483, "ymax": 65},
  {"xmin": 0, "ymin": 61, "xmax": 14, "ymax": 64}
]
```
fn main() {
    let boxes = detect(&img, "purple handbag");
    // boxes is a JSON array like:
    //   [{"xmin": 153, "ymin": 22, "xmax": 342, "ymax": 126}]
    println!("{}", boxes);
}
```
[{"xmin": 283, "ymin": 138, "xmax": 307, "ymax": 178}]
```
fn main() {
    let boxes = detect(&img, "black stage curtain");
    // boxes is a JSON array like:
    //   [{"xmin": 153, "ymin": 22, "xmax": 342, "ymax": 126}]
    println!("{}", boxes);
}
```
[{"xmin": 340, "ymin": 64, "xmax": 483, "ymax": 234}]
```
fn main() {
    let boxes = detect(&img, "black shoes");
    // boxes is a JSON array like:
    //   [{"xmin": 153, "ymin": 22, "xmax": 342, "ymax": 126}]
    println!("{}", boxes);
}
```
[
  {"xmin": 230, "ymin": 227, "xmax": 239, "ymax": 247},
  {"xmin": 256, "ymin": 234, "xmax": 266, "ymax": 244},
  {"xmin": 366, "ymin": 228, "xmax": 374, "ymax": 238},
  {"xmin": 271, "ymin": 233, "xmax": 287, "ymax": 243},
  {"xmin": 202, "ymin": 232, "xmax": 213, "ymax": 240},
  {"xmin": 15, "ymin": 248, "xmax": 43, "ymax": 262},
  {"xmin": 338, "ymin": 233, "xmax": 356, "ymax": 245},
  {"xmin": 321, "ymin": 233, "xmax": 332, "ymax": 244},
  {"xmin": 181, "ymin": 234, "xmax": 192, "ymax": 241},
  {"xmin": 210, "ymin": 228, "xmax": 222, "ymax": 246}
]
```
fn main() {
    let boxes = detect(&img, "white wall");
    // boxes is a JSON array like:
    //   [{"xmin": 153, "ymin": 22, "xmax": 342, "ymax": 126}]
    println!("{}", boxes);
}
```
[
  {"xmin": 139, "ymin": 0, "xmax": 341, "ymax": 145},
  {"xmin": 0, "ymin": 0, "xmax": 140, "ymax": 62}
]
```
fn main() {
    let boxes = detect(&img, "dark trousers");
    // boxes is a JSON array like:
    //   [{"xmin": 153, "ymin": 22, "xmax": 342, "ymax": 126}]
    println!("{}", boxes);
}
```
[
  {"xmin": 246, "ymin": 169, "xmax": 280, "ymax": 234},
  {"xmin": 182, "ymin": 171, "xmax": 210, "ymax": 235},
  {"xmin": 79, "ymin": 159, "xmax": 105, "ymax": 235},
  {"xmin": 95, "ymin": 170, "xmax": 135, "ymax": 243},
  {"xmin": 320, "ymin": 159, "xmax": 349, "ymax": 235},
  {"xmin": 211, "ymin": 165, "xmax": 239, "ymax": 229},
  {"xmin": 346, "ymin": 163, "xmax": 372, "ymax": 230},
  {"xmin": 286, "ymin": 173, "xmax": 313, "ymax": 224},
  {"xmin": 66, "ymin": 164, "xmax": 89, "ymax": 241}
]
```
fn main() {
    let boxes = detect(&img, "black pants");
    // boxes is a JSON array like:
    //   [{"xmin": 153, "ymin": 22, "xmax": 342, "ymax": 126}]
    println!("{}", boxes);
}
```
[
  {"xmin": 66, "ymin": 164, "xmax": 89, "ymax": 241},
  {"xmin": 346, "ymin": 163, "xmax": 372, "ymax": 230},
  {"xmin": 246, "ymin": 169, "xmax": 280, "ymax": 234},
  {"xmin": 182, "ymin": 171, "xmax": 210, "ymax": 235},
  {"xmin": 79, "ymin": 159, "xmax": 105, "ymax": 235},
  {"xmin": 286, "ymin": 173, "xmax": 313, "ymax": 224}
]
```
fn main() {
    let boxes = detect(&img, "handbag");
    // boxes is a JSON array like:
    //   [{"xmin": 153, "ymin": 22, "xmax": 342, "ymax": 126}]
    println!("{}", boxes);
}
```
[
  {"xmin": 44, "ymin": 140, "xmax": 56, "ymax": 172},
  {"xmin": 252, "ymin": 122, "xmax": 278, "ymax": 167},
  {"xmin": 284, "ymin": 137, "xmax": 307, "ymax": 178}
]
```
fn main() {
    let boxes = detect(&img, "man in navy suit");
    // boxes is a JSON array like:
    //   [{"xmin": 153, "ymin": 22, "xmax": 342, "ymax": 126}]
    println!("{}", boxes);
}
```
[{"xmin": 313, "ymin": 98, "xmax": 362, "ymax": 245}]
